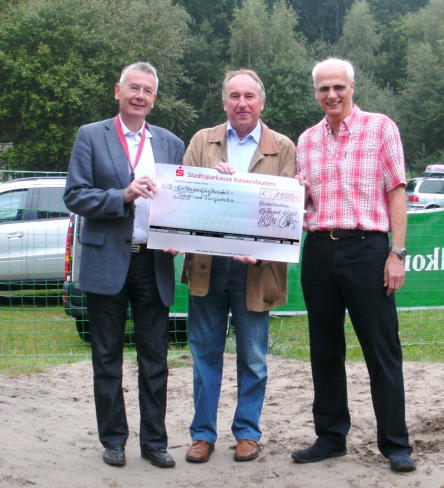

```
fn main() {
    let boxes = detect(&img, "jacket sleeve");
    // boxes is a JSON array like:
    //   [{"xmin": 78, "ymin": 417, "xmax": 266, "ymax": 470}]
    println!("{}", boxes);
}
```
[
  {"xmin": 183, "ymin": 132, "xmax": 203, "ymax": 167},
  {"xmin": 64, "ymin": 125, "xmax": 131, "ymax": 220}
]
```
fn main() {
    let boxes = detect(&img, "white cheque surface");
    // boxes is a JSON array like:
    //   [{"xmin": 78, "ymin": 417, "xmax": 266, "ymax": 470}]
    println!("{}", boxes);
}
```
[{"xmin": 149, "ymin": 164, "xmax": 304, "ymax": 263}]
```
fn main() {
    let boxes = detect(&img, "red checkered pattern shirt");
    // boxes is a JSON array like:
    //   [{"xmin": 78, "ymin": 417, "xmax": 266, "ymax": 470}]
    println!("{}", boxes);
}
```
[{"xmin": 296, "ymin": 105, "xmax": 406, "ymax": 232}]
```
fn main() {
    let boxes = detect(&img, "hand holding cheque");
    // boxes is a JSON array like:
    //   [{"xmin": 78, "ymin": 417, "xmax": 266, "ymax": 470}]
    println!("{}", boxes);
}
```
[{"xmin": 148, "ymin": 163, "xmax": 305, "ymax": 263}]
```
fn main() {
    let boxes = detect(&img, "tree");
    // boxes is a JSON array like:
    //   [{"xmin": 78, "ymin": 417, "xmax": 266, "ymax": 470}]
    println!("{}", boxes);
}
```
[
  {"xmin": 229, "ymin": 0, "xmax": 308, "ymax": 68},
  {"xmin": 367, "ymin": 0, "xmax": 428, "ymax": 26},
  {"xmin": 395, "ymin": 0, "xmax": 444, "ymax": 171},
  {"xmin": 352, "ymin": 69, "xmax": 397, "ymax": 121},
  {"xmin": 288, "ymin": 0, "xmax": 354, "ymax": 43},
  {"xmin": 403, "ymin": 0, "xmax": 444, "ymax": 48},
  {"xmin": 173, "ymin": 1, "xmax": 240, "ymax": 138},
  {"xmin": 336, "ymin": 0, "xmax": 380, "ymax": 73},
  {"xmin": 261, "ymin": 63, "xmax": 320, "ymax": 143},
  {"xmin": 264, "ymin": 0, "xmax": 307, "ymax": 65},
  {"xmin": 229, "ymin": 0, "xmax": 269, "ymax": 67},
  {"xmin": 0, "ymin": 0, "xmax": 194, "ymax": 171}
]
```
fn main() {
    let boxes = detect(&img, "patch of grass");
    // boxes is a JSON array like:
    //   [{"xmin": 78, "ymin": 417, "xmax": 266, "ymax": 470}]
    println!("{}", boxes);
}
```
[
  {"xmin": 1, "ymin": 304, "xmax": 442, "ymax": 376},
  {"xmin": 260, "ymin": 309, "xmax": 444, "ymax": 362},
  {"xmin": 0, "ymin": 305, "xmax": 91, "ymax": 376}
]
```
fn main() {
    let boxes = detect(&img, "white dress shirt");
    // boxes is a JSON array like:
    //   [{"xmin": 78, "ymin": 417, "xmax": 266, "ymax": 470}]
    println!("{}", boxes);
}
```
[{"xmin": 119, "ymin": 116, "xmax": 155, "ymax": 244}]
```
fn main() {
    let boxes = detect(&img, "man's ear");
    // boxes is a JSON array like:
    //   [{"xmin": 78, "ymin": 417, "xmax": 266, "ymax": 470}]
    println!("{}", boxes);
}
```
[{"xmin": 114, "ymin": 83, "xmax": 121, "ymax": 101}]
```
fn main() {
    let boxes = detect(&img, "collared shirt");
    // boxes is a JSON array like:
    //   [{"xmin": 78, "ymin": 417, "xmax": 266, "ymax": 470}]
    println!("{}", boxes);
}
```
[
  {"xmin": 227, "ymin": 121, "xmax": 262, "ymax": 173},
  {"xmin": 118, "ymin": 116, "xmax": 155, "ymax": 244},
  {"xmin": 296, "ymin": 105, "xmax": 406, "ymax": 232}
]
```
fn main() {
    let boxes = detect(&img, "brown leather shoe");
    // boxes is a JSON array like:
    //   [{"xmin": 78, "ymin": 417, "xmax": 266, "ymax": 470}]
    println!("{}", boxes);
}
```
[
  {"xmin": 234, "ymin": 439, "xmax": 259, "ymax": 461},
  {"xmin": 186, "ymin": 440, "xmax": 215, "ymax": 463}
]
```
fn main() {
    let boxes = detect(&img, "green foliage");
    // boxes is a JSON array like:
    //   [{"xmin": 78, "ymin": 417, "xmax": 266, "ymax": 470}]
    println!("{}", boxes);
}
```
[
  {"xmin": 336, "ymin": 0, "xmax": 380, "ymax": 73},
  {"xmin": 0, "ymin": 0, "xmax": 194, "ymax": 171},
  {"xmin": 261, "ymin": 64, "xmax": 320, "ymax": 143},
  {"xmin": 230, "ymin": 0, "xmax": 307, "ymax": 68},
  {"xmin": 353, "ymin": 69, "xmax": 398, "ymax": 121},
  {"xmin": 287, "ymin": 0, "xmax": 354, "ymax": 43},
  {"xmin": 398, "ymin": 41, "xmax": 444, "ymax": 172},
  {"xmin": 264, "ymin": 0, "xmax": 307, "ymax": 65},
  {"xmin": 397, "ymin": 0, "xmax": 444, "ymax": 171},
  {"xmin": 177, "ymin": 22, "xmax": 229, "ymax": 140},
  {"xmin": 403, "ymin": 0, "xmax": 444, "ymax": 48},
  {"xmin": 367, "ymin": 0, "xmax": 428, "ymax": 25},
  {"xmin": 0, "ymin": 0, "xmax": 443, "ymax": 171},
  {"xmin": 229, "ymin": 0, "xmax": 269, "ymax": 67}
]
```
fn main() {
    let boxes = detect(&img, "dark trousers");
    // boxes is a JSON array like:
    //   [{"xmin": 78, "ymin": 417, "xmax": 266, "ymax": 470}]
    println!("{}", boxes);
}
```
[
  {"xmin": 301, "ymin": 232, "xmax": 412, "ymax": 457},
  {"xmin": 86, "ymin": 249, "xmax": 170, "ymax": 450}
]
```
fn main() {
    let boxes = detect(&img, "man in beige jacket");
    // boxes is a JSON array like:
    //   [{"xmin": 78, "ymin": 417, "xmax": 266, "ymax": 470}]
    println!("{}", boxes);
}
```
[{"xmin": 182, "ymin": 69, "xmax": 295, "ymax": 463}]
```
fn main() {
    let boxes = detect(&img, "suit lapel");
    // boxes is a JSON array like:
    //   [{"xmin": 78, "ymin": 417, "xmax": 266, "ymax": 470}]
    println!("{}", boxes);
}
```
[
  {"xmin": 149, "ymin": 125, "xmax": 168, "ymax": 163},
  {"xmin": 104, "ymin": 118, "xmax": 132, "ymax": 187}
]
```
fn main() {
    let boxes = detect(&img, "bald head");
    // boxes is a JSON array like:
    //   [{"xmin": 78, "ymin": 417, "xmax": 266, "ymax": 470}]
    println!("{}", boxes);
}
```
[{"xmin": 312, "ymin": 58, "xmax": 354, "ymax": 86}]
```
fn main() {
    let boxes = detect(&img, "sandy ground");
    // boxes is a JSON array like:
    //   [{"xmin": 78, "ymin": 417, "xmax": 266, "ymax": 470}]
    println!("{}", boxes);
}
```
[{"xmin": 0, "ymin": 354, "xmax": 443, "ymax": 488}]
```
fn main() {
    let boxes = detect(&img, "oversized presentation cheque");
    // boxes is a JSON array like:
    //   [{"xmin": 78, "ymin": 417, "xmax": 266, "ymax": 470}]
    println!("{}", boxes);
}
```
[{"xmin": 148, "ymin": 164, "xmax": 305, "ymax": 263}]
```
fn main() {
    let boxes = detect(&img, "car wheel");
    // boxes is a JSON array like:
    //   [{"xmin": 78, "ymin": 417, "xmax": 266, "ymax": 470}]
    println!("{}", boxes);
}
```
[
  {"xmin": 426, "ymin": 204, "xmax": 440, "ymax": 209},
  {"xmin": 76, "ymin": 318, "xmax": 91, "ymax": 342}
]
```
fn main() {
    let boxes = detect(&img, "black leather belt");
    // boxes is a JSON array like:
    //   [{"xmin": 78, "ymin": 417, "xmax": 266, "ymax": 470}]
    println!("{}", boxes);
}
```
[
  {"xmin": 131, "ymin": 243, "xmax": 149, "ymax": 253},
  {"xmin": 312, "ymin": 230, "xmax": 385, "ymax": 240}
]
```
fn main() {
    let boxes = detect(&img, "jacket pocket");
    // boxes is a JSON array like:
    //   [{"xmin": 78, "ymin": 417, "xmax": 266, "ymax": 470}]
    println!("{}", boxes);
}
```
[
  {"xmin": 80, "ymin": 230, "xmax": 105, "ymax": 247},
  {"xmin": 261, "ymin": 262, "xmax": 283, "ymax": 303}
]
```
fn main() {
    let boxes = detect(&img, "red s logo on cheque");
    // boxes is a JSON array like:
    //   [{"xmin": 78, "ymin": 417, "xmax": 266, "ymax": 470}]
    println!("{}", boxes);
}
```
[{"xmin": 176, "ymin": 166, "xmax": 184, "ymax": 177}]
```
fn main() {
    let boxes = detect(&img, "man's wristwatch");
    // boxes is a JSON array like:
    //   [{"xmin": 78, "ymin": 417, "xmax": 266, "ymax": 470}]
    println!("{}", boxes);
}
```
[{"xmin": 389, "ymin": 246, "xmax": 408, "ymax": 260}]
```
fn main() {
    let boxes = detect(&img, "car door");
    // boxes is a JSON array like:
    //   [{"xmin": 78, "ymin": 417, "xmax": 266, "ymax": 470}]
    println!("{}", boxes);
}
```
[
  {"xmin": 25, "ymin": 186, "xmax": 70, "ymax": 282},
  {"xmin": 0, "ymin": 188, "xmax": 30, "ymax": 282}
]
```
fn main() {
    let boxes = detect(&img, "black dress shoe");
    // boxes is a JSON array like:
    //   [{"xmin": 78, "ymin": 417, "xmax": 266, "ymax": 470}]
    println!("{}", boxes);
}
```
[
  {"xmin": 389, "ymin": 453, "xmax": 416, "ymax": 472},
  {"xmin": 141, "ymin": 448, "xmax": 175, "ymax": 468},
  {"xmin": 291, "ymin": 441, "xmax": 346, "ymax": 463},
  {"xmin": 103, "ymin": 446, "xmax": 126, "ymax": 466}
]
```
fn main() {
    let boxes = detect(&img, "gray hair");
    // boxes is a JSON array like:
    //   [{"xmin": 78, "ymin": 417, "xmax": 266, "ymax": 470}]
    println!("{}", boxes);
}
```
[
  {"xmin": 222, "ymin": 69, "xmax": 266, "ymax": 102},
  {"xmin": 312, "ymin": 58, "xmax": 355, "ymax": 85},
  {"xmin": 119, "ymin": 62, "xmax": 159, "ymax": 94}
]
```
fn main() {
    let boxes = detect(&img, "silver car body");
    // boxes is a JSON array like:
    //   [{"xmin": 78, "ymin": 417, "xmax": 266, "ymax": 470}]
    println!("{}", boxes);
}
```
[
  {"xmin": 0, "ymin": 177, "xmax": 69, "ymax": 285},
  {"xmin": 405, "ymin": 177, "xmax": 444, "ymax": 210}
]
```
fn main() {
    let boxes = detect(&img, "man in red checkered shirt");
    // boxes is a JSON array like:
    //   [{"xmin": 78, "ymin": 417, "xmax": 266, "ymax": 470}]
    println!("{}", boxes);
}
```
[{"xmin": 292, "ymin": 58, "xmax": 415, "ymax": 473}]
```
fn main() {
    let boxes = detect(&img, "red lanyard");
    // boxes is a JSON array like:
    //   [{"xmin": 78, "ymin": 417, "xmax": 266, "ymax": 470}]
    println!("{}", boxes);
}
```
[{"xmin": 114, "ymin": 116, "xmax": 146, "ymax": 172}]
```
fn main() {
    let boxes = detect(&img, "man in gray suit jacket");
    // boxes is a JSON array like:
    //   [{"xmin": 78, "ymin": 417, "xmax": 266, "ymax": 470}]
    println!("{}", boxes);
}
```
[{"xmin": 64, "ymin": 62, "xmax": 184, "ymax": 469}]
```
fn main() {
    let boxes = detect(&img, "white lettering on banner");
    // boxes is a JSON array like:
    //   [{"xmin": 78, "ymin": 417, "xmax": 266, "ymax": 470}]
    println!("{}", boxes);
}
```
[{"xmin": 404, "ymin": 247, "xmax": 444, "ymax": 272}]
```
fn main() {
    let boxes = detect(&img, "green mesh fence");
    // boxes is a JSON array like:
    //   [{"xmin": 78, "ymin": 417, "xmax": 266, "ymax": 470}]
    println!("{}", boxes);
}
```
[{"xmin": 0, "ymin": 170, "xmax": 443, "ymax": 369}]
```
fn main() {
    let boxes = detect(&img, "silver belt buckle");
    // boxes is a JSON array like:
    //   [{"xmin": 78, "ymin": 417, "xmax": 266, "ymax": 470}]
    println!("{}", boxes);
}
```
[
  {"xmin": 329, "ymin": 230, "xmax": 340, "ymax": 240},
  {"xmin": 131, "ymin": 244, "xmax": 141, "ymax": 253}
]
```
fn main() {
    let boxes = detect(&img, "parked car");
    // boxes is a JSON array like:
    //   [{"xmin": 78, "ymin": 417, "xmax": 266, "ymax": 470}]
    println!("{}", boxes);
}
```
[
  {"xmin": 405, "ymin": 177, "xmax": 444, "ymax": 210},
  {"xmin": 0, "ymin": 177, "xmax": 70, "ymax": 287},
  {"xmin": 63, "ymin": 213, "xmax": 188, "ymax": 343},
  {"xmin": 424, "ymin": 164, "xmax": 444, "ymax": 177}
]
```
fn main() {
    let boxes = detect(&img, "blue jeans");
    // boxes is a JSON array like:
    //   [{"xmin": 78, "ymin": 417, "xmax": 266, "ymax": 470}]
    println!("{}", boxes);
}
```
[{"xmin": 188, "ymin": 256, "xmax": 269, "ymax": 443}]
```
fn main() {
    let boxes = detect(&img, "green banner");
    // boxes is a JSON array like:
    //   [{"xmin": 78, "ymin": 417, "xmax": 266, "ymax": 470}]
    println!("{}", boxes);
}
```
[{"xmin": 398, "ymin": 208, "xmax": 444, "ymax": 308}]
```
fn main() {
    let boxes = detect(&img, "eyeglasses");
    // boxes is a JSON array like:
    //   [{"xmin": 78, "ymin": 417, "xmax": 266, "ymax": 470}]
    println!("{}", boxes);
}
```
[
  {"xmin": 121, "ymin": 84, "xmax": 156, "ymax": 97},
  {"xmin": 316, "ymin": 84, "xmax": 348, "ymax": 94}
]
